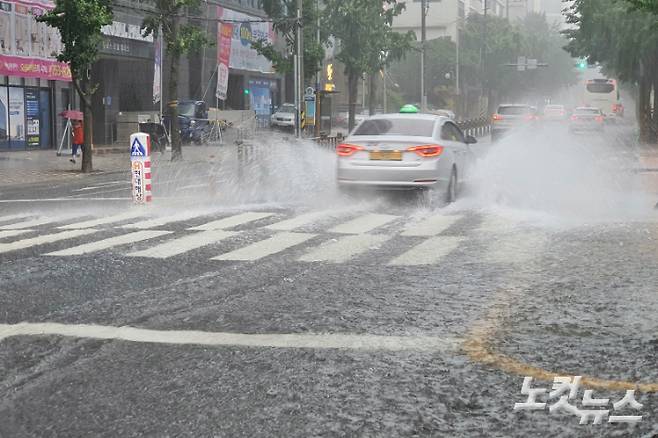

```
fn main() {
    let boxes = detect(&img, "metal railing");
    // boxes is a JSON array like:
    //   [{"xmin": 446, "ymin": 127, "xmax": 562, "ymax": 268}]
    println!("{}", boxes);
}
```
[{"xmin": 457, "ymin": 117, "xmax": 491, "ymax": 138}]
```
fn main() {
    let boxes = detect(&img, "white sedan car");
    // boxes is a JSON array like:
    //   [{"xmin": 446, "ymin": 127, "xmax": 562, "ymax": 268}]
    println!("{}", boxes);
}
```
[{"xmin": 336, "ymin": 113, "xmax": 476, "ymax": 203}]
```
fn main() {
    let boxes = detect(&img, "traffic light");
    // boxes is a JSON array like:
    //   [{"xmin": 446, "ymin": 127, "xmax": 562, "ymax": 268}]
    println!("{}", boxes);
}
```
[
  {"xmin": 243, "ymin": 88, "xmax": 250, "ymax": 95},
  {"xmin": 576, "ymin": 59, "xmax": 587, "ymax": 69}
]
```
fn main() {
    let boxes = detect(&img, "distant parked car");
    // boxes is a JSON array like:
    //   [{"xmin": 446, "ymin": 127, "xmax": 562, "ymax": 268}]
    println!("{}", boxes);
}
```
[{"xmin": 271, "ymin": 103, "xmax": 296, "ymax": 130}]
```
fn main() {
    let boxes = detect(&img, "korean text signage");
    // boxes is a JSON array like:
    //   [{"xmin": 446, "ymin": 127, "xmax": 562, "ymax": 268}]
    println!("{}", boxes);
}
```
[
  {"xmin": 0, "ymin": 0, "xmax": 71, "ymax": 81},
  {"xmin": 24, "ymin": 87, "xmax": 39, "ymax": 147},
  {"xmin": 215, "ymin": 17, "xmax": 233, "ymax": 101},
  {"xmin": 129, "ymin": 133, "xmax": 152, "ymax": 204},
  {"xmin": 217, "ymin": 7, "xmax": 274, "ymax": 74}
]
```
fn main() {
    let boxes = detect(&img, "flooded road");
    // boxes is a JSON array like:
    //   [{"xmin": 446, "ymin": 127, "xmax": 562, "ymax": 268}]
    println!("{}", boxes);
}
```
[{"xmin": 1, "ymin": 129, "xmax": 658, "ymax": 436}]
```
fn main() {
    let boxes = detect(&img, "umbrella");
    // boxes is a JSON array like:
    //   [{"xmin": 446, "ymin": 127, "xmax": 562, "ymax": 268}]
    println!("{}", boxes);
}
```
[{"xmin": 59, "ymin": 110, "xmax": 84, "ymax": 120}]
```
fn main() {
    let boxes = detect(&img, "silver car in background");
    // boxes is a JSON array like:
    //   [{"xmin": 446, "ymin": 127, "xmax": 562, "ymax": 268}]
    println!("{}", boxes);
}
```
[{"xmin": 336, "ymin": 113, "xmax": 477, "ymax": 203}]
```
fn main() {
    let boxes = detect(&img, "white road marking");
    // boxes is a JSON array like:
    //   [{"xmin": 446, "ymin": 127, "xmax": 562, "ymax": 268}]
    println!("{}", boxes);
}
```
[
  {"xmin": 401, "ymin": 215, "xmax": 462, "ymax": 237},
  {"xmin": 0, "ymin": 198, "xmax": 130, "ymax": 203},
  {"xmin": 328, "ymin": 213, "xmax": 399, "ymax": 234},
  {"xmin": 476, "ymin": 214, "xmax": 522, "ymax": 234},
  {"xmin": 388, "ymin": 236, "xmax": 464, "ymax": 266},
  {"xmin": 126, "ymin": 230, "xmax": 236, "ymax": 259},
  {"xmin": 178, "ymin": 183, "xmax": 208, "ymax": 190},
  {"xmin": 266, "ymin": 211, "xmax": 334, "ymax": 231},
  {"xmin": 0, "ymin": 229, "xmax": 34, "ymax": 240},
  {"xmin": 121, "ymin": 211, "xmax": 212, "ymax": 229},
  {"xmin": 0, "ymin": 215, "xmax": 81, "ymax": 230},
  {"xmin": 0, "ymin": 229, "xmax": 98, "ymax": 254},
  {"xmin": 213, "ymin": 232, "xmax": 316, "ymax": 261},
  {"xmin": 299, "ymin": 234, "xmax": 391, "ymax": 263},
  {"xmin": 45, "ymin": 230, "xmax": 171, "ymax": 256},
  {"xmin": 0, "ymin": 214, "xmax": 32, "ymax": 224},
  {"xmin": 189, "ymin": 212, "xmax": 275, "ymax": 231},
  {"xmin": 0, "ymin": 322, "xmax": 461, "ymax": 352},
  {"xmin": 58, "ymin": 211, "xmax": 146, "ymax": 229}
]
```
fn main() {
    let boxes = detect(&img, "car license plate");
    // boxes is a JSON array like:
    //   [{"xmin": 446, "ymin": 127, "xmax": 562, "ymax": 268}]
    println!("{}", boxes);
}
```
[{"xmin": 369, "ymin": 150, "xmax": 402, "ymax": 161}]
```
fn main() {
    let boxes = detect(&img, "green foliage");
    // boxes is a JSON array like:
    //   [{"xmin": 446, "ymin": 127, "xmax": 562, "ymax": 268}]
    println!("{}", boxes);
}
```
[
  {"xmin": 255, "ymin": 0, "xmax": 327, "ymax": 77},
  {"xmin": 324, "ymin": 0, "xmax": 415, "ymax": 77},
  {"xmin": 564, "ymin": 0, "xmax": 658, "ymax": 82},
  {"xmin": 388, "ymin": 12, "xmax": 577, "ymax": 110},
  {"xmin": 37, "ymin": 0, "xmax": 112, "ymax": 76},
  {"xmin": 141, "ymin": 0, "xmax": 211, "ymax": 57}
]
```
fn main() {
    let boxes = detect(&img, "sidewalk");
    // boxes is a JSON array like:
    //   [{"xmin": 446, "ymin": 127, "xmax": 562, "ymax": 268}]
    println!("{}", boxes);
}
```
[{"xmin": 0, "ymin": 145, "xmax": 226, "ymax": 187}]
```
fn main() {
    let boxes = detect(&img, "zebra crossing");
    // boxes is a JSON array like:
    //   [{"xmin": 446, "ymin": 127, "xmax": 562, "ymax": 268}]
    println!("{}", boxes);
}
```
[{"xmin": 0, "ymin": 209, "xmax": 525, "ymax": 266}]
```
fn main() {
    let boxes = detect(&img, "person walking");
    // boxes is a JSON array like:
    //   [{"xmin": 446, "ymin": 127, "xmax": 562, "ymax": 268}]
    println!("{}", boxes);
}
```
[{"xmin": 70, "ymin": 120, "xmax": 83, "ymax": 164}]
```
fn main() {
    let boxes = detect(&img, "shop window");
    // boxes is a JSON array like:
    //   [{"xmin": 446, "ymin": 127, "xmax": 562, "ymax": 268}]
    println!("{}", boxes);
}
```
[{"xmin": 8, "ymin": 87, "xmax": 25, "ymax": 148}]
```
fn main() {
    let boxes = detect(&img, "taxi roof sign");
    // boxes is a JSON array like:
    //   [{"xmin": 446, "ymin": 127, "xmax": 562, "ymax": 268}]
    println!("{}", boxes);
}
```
[{"xmin": 400, "ymin": 104, "xmax": 419, "ymax": 113}]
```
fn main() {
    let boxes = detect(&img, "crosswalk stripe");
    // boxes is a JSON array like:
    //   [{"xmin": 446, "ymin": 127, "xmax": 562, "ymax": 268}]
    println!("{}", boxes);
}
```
[
  {"xmin": 58, "ymin": 211, "xmax": 147, "ymax": 229},
  {"xmin": 126, "ymin": 230, "xmax": 236, "ymax": 259},
  {"xmin": 388, "ymin": 236, "xmax": 464, "ymax": 266},
  {"xmin": 0, "ymin": 229, "xmax": 33, "ymax": 240},
  {"xmin": 0, "ymin": 215, "xmax": 80, "ymax": 230},
  {"xmin": 188, "ymin": 212, "xmax": 275, "ymax": 231},
  {"xmin": 401, "ymin": 215, "xmax": 462, "ymax": 237},
  {"xmin": 44, "ymin": 230, "xmax": 172, "ymax": 256},
  {"xmin": 328, "ymin": 213, "xmax": 399, "ymax": 234},
  {"xmin": 121, "ymin": 211, "xmax": 212, "ymax": 229},
  {"xmin": 0, "ymin": 229, "xmax": 98, "ymax": 254},
  {"xmin": 213, "ymin": 232, "xmax": 316, "ymax": 261},
  {"xmin": 265, "ymin": 211, "xmax": 333, "ymax": 231},
  {"xmin": 298, "ymin": 234, "xmax": 391, "ymax": 263}
]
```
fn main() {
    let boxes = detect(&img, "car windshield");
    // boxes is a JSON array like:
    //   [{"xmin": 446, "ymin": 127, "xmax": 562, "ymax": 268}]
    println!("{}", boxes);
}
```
[
  {"xmin": 177, "ymin": 102, "xmax": 196, "ymax": 117},
  {"xmin": 278, "ymin": 105, "xmax": 295, "ymax": 113},
  {"xmin": 353, "ymin": 118, "xmax": 435, "ymax": 136},
  {"xmin": 587, "ymin": 82, "xmax": 614, "ymax": 93},
  {"xmin": 545, "ymin": 106, "xmax": 564, "ymax": 111},
  {"xmin": 497, "ymin": 106, "xmax": 532, "ymax": 115}
]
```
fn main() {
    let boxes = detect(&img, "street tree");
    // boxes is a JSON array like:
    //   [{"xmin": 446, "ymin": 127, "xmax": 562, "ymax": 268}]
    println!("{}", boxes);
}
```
[
  {"xmin": 564, "ymin": 0, "xmax": 658, "ymax": 142},
  {"xmin": 142, "ymin": 0, "xmax": 210, "ymax": 161},
  {"xmin": 324, "ymin": 0, "xmax": 414, "ymax": 131},
  {"xmin": 37, "ymin": 0, "xmax": 112, "ymax": 173},
  {"xmin": 252, "ymin": 0, "xmax": 327, "ymax": 79}
]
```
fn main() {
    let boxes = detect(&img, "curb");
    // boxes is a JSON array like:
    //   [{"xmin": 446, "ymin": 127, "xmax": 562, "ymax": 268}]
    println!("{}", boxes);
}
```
[{"xmin": 93, "ymin": 147, "xmax": 126, "ymax": 155}]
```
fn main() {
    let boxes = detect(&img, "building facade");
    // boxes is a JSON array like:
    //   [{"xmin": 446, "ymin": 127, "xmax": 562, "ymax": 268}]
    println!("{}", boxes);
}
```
[
  {"xmin": 0, "ymin": 0, "xmax": 72, "ymax": 151},
  {"xmin": 0, "ymin": 0, "xmax": 283, "ymax": 149}
]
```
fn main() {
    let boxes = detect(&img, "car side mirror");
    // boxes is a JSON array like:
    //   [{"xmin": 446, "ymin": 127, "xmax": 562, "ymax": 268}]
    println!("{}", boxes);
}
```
[{"xmin": 465, "ymin": 135, "xmax": 477, "ymax": 144}]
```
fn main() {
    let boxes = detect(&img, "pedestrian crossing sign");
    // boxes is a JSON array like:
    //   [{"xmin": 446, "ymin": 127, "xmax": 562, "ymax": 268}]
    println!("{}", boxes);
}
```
[{"xmin": 131, "ymin": 138, "xmax": 146, "ymax": 157}]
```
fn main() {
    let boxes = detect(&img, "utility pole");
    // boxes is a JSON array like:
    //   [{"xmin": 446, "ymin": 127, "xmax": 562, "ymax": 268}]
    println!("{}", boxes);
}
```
[
  {"xmin": 420, "ymin": 0, "xmax": 427, "ymax": 111},
  {"xmin": 295, "ymin": 0, "xmax": 303, "ymax": 138},
  {"xmin": 314, "ymin": 0, "xmax": 321, "ymax": 137},
  {"xmin": 482, "ymin": 0, "xmax": 488, "ymax": 116}
]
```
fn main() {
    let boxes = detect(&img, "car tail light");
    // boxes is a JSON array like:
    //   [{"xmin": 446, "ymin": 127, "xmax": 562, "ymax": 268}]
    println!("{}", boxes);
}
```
[
  {"xmin": 337, "ymin": 143, "xmax": 364, "ymax": 156},
  {"xmin": 492, "ymin": 114, "xmax": 503, "ymax": 121},
  {"xmin": 595, "ymin": 115, "xmax": 604, "ymax": 122},
  {"xmin": 407, "ymin": 144, "xmax": 444, "ymax": 157},
  {"xmin": 571, "ymin": 115, "xmax": 578, "ymax": 121}
]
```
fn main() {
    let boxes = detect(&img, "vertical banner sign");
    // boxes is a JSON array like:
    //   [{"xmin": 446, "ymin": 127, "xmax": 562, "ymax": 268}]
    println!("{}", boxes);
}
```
[
  {"xmin": 24, "ymin": 88, "xmax": 40, "ymax": 147},
  {"xmin": 215, "ymin": 12, "xmax": 233, "ymax": 101},
  {"xmin": 153, "ymin": 29, "xmax": 162, "ymax": 104},
  {"xmin": 129, "ymin": 132, "xmax": 152, "ymax": 204}
]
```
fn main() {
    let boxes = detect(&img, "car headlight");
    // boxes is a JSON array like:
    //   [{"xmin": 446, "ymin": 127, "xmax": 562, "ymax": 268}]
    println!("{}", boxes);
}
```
[{"xmin": 190, "ymin": 120, "xmax": 196, "ymax": 125}]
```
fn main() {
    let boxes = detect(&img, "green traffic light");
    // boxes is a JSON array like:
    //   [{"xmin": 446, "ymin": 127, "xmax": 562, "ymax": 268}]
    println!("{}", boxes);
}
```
[{"xmin": 244, "ymin": 89, "xmax": 250, "ymax": 95}]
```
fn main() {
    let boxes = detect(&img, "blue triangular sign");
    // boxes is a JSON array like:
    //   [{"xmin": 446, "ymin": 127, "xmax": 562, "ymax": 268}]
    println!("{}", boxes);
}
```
[{"xmin": 131, "ymin": 138, "xmax": 146, "ymax": 156}]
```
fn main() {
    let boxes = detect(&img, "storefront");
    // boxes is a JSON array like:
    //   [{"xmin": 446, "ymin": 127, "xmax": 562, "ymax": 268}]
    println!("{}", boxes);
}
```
[
  {"xmin": 0, "ymin": 0, "xmax": 71, "ymax": 150},
  {"xmin": 218, "ymin": 6, "xmax": 281, "ymax": 113}
]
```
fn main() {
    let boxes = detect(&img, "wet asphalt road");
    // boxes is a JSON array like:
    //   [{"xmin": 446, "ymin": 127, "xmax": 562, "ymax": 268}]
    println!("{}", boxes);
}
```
[{"xmin": 1, "ymin": 130, "xmax": 658, "ymax": 437}]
